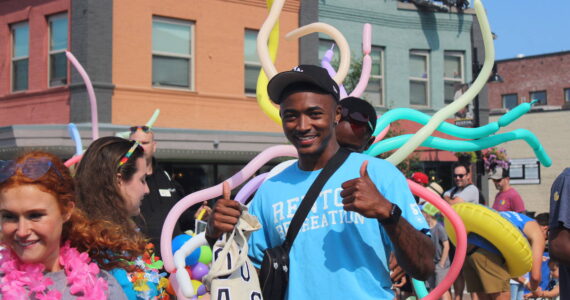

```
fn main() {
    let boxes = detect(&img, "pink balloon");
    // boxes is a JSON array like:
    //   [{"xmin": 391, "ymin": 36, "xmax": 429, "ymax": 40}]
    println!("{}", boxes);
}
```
[
  {"xmin": 65, "ymin": 51, "xmax": 99, "ymax": 140},
  {"xmin": 169, "ymin": 273, "xmax": 194, "ymax": 300},
  {"xmin": 161, "ymin": 145, "xmax": 297, "ymax": 272},
  {"xmin": 64, "ymin": 154, "xmax": 82, "ymax": 167},
  {"xmin": 407, "ymin": 180, "xmax": 467, "ymax": 300},
  {"xmin": 235, "ymin": 173, "xmax": 269, "ymax": 204},
  {"xmin": 361, "ymin": 23, "xmax": 372, "ymax": 54},
  {"xmin": 373, "ymin": 124, "xmax": 390, "ymax": 144},
  {"xmin": 348, "ymin": 54, "xmax": 372, "ymax": 97}
]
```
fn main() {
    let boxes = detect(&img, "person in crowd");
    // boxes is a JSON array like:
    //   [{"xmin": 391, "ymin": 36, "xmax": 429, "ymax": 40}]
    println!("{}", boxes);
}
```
[
  {"xmin": 444, "ymin": 161, "xmax": 481, "ymax": 300},
  {"xmin": 444, "ymin": 162, "xmax": 480, "ymax": 205},
  {"xmin": 464, "ymin": 211, "xmax": 545, "ymax": 300},
  {"xmin": 0, "ymin": 151, "xmax": 127, "ymax": 299},
  {"xmin": 206, "ymin": 65, "xmax": 434, "ymax": 299},
  {"xmin": 75, "ymin": 137, "xmax": 170, "ymax": 299},
  {"xmin": 129, "ymin": 126, "xmax": 203, "ymax": 256},
  {"xmin": 489, "ymin": 166, "xmax": 525, "ymax": 213},
  {"xmin": 548, "ymin": 168, "xmax": 570, "ymax": 299},
  {"xmin": 422, "ymin": 203, "xmax": 452, "ymax": 300},
  {"xmin": 524, "ymin": 259, "xmax": 560, "ymax": 300}
]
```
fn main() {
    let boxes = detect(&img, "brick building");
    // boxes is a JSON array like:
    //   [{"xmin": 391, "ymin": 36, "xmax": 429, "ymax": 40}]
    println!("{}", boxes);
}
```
[{"xmin": 487, "ymin": 51, "xmax": 570, "ymax": 213}]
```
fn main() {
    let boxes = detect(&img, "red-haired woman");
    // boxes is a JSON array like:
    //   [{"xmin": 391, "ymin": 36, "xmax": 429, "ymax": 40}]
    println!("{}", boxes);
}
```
[{"xmin": 0, "ymin": 151, "xmax": 127, "ymax": 299}]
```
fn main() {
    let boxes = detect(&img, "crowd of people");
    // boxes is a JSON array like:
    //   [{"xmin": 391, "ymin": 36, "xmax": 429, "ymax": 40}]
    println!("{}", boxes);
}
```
[{"xmin": 0, "ymin": 64, "xmax": 567, "ymax": 300}]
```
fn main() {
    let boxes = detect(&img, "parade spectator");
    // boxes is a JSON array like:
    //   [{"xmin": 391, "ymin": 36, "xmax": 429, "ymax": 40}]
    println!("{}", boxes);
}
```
[
  {"xmin": 422, "ymin": 204, "xmax": 452, "ymax": 300},
  {"xmin": 464, "ymin": 211, "xmax": 545, "ymax": 300},
  {"xmin": 75, "ymin": 137, "xmax": 170, "ymax": 299},
  {"xmin": 444, "ymin": 162, "xmax": 480, "ymax": 205},
  {"xmin": 206, "ymin": 65, "xmax": 434, "ymax": 299},
  {"xmin": 490, "ymin": 167, "xmax": 525, "ymax": 213},
  {"xmin": 548, "ymin": 168, "xmax": 570, "ymax": 299},
  {"xmin": 0, "ymin": 151, "xmax": 127, "ymax": 299},
  {"xmin": 130, "ymin": 126, "xmax": 202, "ymax": 256}
]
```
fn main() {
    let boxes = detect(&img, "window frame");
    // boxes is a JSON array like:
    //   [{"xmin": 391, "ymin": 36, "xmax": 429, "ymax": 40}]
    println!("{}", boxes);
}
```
[
  {"xmin": 48, "ymin": 13, "xmax": 69, "ymax": 87},
  {"xmin": 11, "ymin": 21, "xmax": 29, "ymax": 92},
  {"xmin": 509, "ymin": 158, "xmax": 541, "ymax": 185},
  {"xmin": 443, "ymin": 51, "xmax": 465, "ymax": 104},
  {"xmin": 244, "ymin": 29, "xmax": 261, "ymax": 96},
  {"xmin": 409, "ymin": 50, "xmax": 430, "ymax": 107},
  {"xmin": 501, "ymin": 93, "xmax": 518, "ymax": 110},
  {"xmin": 151, "ymin": 16, "xmax": 195, "ymax": 90},
  {"xmin": 565, "ymin": 88, "xmax": 570, "ymax": 103},
  {"xmin": 529, "ymin": 90, "xmax": 547, "ymax": 106},
  {"xmin": 363, "ymin": 46, "xmax": 385, "ymax": 107}
]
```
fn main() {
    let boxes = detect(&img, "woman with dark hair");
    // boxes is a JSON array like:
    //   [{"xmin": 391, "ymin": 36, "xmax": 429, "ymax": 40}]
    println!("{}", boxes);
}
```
[
  {"xmin": 75, "ymin": 137, "xmax": 168, "ymax": 299},
  {"xmin": 0, "ymin": 151, "xmax": 127, "ymax": 299}
]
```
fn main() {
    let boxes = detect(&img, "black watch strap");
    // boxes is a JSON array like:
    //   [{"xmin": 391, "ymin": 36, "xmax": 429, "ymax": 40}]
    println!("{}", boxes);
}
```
[{"xmin": 379, "ymin": 203, "xmax": 401, "ymax": 225}]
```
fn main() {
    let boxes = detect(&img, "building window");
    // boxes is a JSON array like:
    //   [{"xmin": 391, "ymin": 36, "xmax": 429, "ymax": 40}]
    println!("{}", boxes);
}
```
[
  {"xmin": 530, "ymin": 90, "xmax": 547, "ymax": 106},
  {"xmin": 509, "ymin": 158, "xmax": 540, "ymax": 184},
  {"xmin": 244, "ymin": 29, "xmax": 261, "ymax": 95},
  {"xmin": 362, "ymin": 46, "xmax": 384, "ymax": 106},
  {"xmin": 152, "ymin": 17, "xmax": 193, "ymax": 89},
  {"xmin": 565, "ymin": 88, "xmax": 570, "ymax": 102},
  {"xmin": 48, "ymin": 13, "xmax": 68, "ymax": 87},
  {"xmin": 11, "ymin": 21, "xmax": 29, "ymax": 92},
  {"xmin": 444, "ymin": 51, "xmax": 464, "ymax": 104},
  {"xmin": 409, "ymin": 50, "xmax": 429, "ymax": 106},
  {"xmin": 502, "ymin": 94, "xmax": 518, "ymax": 110}
]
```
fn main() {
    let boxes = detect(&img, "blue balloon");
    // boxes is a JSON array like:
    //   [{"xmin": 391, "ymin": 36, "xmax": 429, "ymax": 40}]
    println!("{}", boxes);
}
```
[{"xmin": 171, "ymin": 234, "xmax": 202, "ymax": 267}]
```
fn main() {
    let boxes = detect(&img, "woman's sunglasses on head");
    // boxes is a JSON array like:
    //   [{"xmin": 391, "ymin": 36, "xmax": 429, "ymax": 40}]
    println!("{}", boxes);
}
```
[{"xmin": 0, "ymin": 157, "xmax": 62, "ymax": 183}]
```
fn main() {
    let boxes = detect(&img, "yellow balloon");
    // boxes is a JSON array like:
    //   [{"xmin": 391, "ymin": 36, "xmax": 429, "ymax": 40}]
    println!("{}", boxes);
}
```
[{"xmin": 256, "ymin": 0, "xmax": 282, "ymax": 124}]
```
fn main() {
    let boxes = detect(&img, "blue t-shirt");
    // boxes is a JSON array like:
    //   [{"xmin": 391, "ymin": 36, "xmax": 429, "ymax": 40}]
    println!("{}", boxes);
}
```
[
  {"xmin": 550, "ymin": 168, "xmax": 570, "ymax": 298},
  {"xmin": 468, "ymin": 210, "xmax": 533, "ymax": 255},
  {"xmin": 247, "ymin": 152, "xmax": 428, "ymax": 299}
]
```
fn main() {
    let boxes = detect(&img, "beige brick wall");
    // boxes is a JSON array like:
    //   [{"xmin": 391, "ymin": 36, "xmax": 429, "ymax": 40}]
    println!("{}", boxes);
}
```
[{"xmin": 489, "ymin": 110, "xmax": 570, "ymax": 214}]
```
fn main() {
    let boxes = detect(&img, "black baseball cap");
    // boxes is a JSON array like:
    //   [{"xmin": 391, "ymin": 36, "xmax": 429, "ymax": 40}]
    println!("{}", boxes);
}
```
[
  {"xmin": 267, "ymin": 65, "xmax": 340, "ymax": 104},
  {"xmin": 340, "ymin": 96, "xmax": 378, "ymax": 133}
]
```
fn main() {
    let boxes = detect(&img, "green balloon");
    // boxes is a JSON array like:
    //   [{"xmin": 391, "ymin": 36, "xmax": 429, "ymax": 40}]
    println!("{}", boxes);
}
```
[{"xmin": 198, "ymin": 245, "xmax": 212, "ymax": 264}]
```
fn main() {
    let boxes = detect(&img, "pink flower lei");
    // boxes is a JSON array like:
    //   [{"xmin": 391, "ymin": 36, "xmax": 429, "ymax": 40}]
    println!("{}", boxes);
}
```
[{"xmin": 0, "ymin": 241, "xmax": 108, "ymax": 300}]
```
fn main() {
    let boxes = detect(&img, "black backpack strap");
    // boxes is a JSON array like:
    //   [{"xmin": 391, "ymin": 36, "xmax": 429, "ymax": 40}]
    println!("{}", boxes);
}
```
[{"xmin": 282, "ymin": 148, "xmax": 351, "ymax": 252}]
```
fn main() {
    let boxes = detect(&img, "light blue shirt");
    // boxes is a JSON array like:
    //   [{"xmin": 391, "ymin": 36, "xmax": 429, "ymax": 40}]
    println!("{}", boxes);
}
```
[{"xmin": 248, "ymin": 152, "xmax": 428, "ymax": 299}]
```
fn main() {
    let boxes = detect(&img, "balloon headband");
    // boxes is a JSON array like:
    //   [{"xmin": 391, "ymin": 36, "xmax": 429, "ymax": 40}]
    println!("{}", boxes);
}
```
[
  {"xmin": 0, "ymin": 157, "xmax": 63, "ymax": 183},
  {"xmin": 118, "ymin": 141, "xmax": 141, "ymax": 167}
]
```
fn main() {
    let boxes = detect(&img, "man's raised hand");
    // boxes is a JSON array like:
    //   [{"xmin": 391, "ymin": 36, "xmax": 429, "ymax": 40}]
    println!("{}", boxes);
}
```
[
  {"xmin": 340, "ymin": 160, "xmax": 392, "ymax": 219},
  {"xmin": 206, "ymin": 181, "xmax": 242, "ymax": 241}
]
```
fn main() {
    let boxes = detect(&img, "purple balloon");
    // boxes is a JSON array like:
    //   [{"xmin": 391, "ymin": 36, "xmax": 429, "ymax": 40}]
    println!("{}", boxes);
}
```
[
  {"xmin": 190, "ymin": 262, "xmax": 210, "ymax": 281},
  {"xmin": 197, "ymin": 284, "xmax": 207, "ymax": 296}
]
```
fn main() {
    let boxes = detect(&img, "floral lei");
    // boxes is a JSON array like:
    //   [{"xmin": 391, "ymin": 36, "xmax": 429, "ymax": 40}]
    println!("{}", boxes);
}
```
[{"xmin": 0, "ymin": 241, "xmax": 108, "ymax": 300}]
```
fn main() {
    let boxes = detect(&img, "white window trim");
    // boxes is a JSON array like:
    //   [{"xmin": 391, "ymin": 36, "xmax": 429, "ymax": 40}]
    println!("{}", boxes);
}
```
[
  {"xmin": 565, "ymin": 88, "xmax": 570, "ymax": 102},
  {"xmin": 11, "ymin": 21, "xmax": 29, "ymax": 93},
  {"xmin": 501, "ymin": 93, "xmax": 518, "ymax": 109},
  {"xmin": 244, "ymin": 29, "xmax": 261, "ymax": 96},
  {"xmin": 443, "ymin": 51, "xmax": 465, "ymax": 103},
  {"xmin": 151, "ymin": 16, "xmax": 195, "ymax": 91},
  {"xmin": 509, "ymin": 158, "xmax": 541, "ymax": 185},
  {"xmin": 48, "ymin": 13, "xmax": 68, "ymax": 87},
  {"xmin": 409, "ymin": 50, "xmax": 430, "ymax": 107},
  {"xmin": 368, "ymin": 46, "xmax": 385, "ymax": 107}
]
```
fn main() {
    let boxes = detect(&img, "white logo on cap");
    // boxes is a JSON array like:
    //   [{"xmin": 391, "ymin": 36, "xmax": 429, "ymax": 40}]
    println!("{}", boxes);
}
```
[
  {"xmin": 292, "ymin": 66, "xmax": 303, "ymax": 72},
  {"xmin": 332, "ymin": 85, "xmax": 338, "ymax": 93}
]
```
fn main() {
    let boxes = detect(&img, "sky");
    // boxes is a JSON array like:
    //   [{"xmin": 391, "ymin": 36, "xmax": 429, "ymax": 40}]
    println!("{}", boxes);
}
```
[{"xmin": 482, "ymin": 0, "xmax": 570, "ymax": 60}]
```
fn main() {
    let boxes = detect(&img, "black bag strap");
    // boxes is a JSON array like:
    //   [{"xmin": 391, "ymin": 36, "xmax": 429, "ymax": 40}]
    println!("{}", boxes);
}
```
[{"xmin": 282, "ymin": 148, "xmax": 351, "ymax": 252}]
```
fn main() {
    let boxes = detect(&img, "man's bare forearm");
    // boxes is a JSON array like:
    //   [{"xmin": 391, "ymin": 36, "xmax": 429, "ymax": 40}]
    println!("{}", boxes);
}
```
[{"xmin": 383, "ymin": 218, "xmax": 435, "ymax": 281}]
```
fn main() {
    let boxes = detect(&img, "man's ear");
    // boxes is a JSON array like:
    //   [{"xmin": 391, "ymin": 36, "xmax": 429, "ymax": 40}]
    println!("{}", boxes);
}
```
[{"xmin": 334, "ymin": 104, "xmax": 342, "ymax": 125}]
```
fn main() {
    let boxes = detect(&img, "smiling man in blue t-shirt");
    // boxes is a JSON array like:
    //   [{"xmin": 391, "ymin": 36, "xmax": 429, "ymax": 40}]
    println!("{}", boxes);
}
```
[{"xmin": 206, "ymin": 65, "xmax": 434, "ymax": 299}]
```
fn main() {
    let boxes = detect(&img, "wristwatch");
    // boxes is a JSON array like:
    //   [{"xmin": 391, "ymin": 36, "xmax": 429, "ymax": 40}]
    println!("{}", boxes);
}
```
[{"xmin": 379, "ymin": 203, "xmax": 401, "ymax": 225}]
